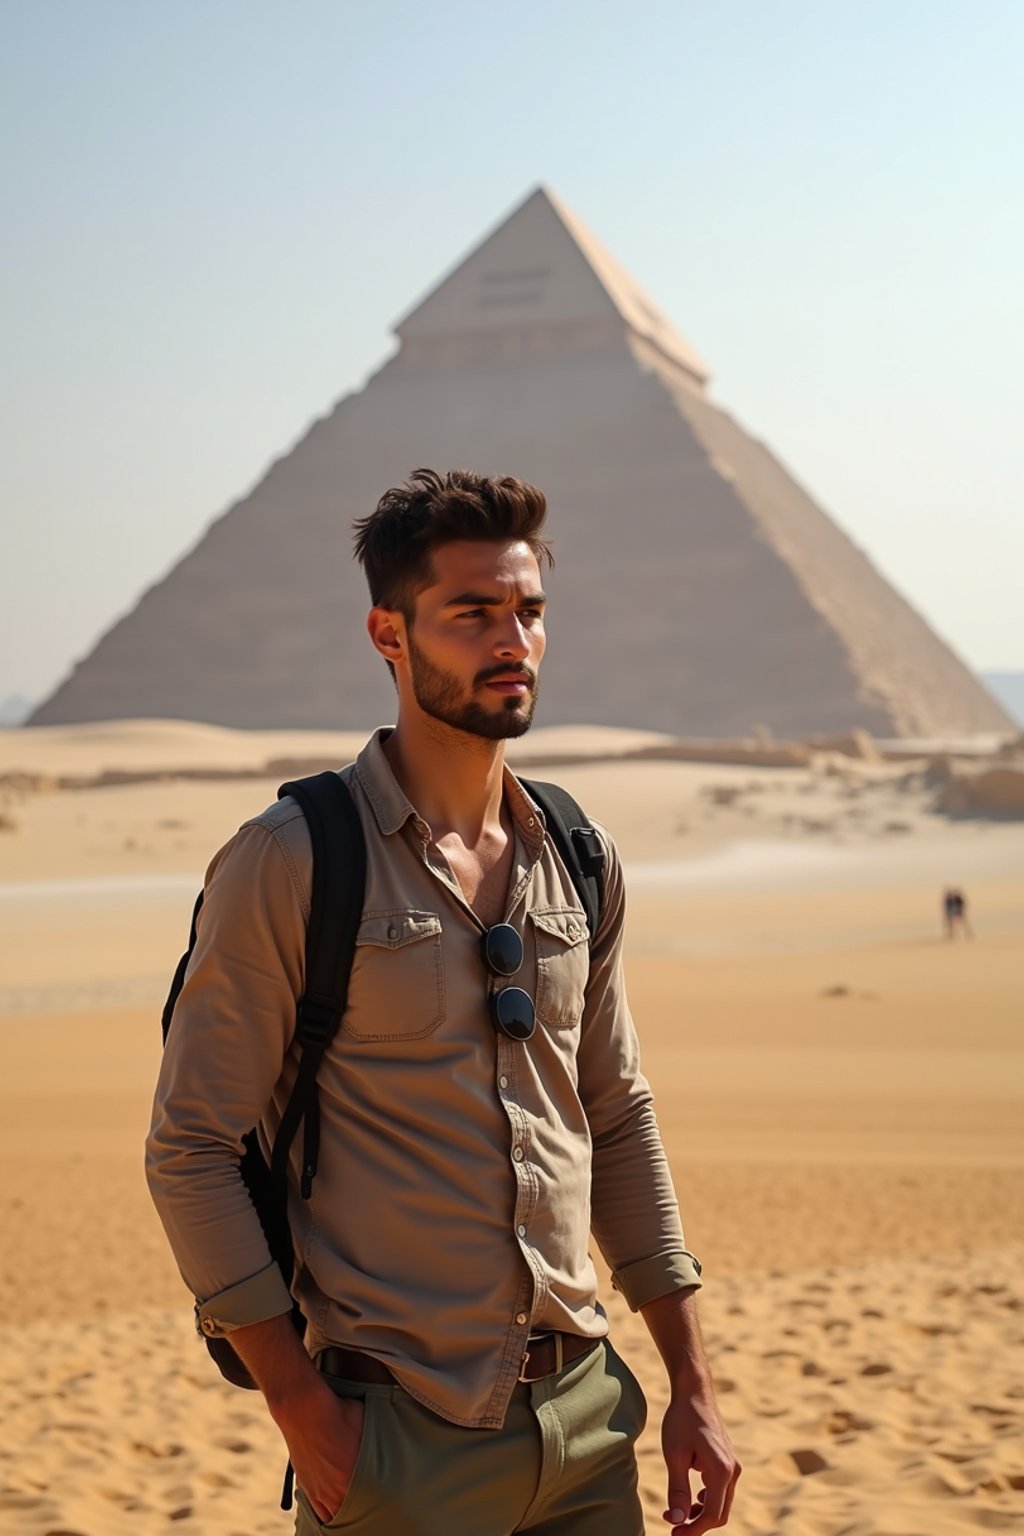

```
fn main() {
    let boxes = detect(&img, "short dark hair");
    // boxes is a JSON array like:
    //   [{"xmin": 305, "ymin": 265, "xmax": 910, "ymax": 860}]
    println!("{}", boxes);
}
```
[{"xmin": 353, "ymin": 467, "xmax": 553, "ymax": 618}]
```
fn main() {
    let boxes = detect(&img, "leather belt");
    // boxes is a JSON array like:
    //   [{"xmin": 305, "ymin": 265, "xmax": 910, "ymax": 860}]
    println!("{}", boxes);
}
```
[
  {"xmin": 519, "ymin": 1332, "xmax": 599, "ymax": 1382},
  {"xmin": 317, "ymin": 1346, "xmax": 395, "ymax": 1384},
  {"xmin": 318, "ymin": 1334, "xmax": 600, "ymax": 1388}
]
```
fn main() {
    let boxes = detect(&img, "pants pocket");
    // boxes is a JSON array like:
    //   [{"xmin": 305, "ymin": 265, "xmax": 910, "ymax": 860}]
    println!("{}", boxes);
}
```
[
  {"xmin": 602, "ymin": 1340, "xmax": 649, "ymax": 1440},
  {"xmin": 297, "ymin": 1384, "xmax": 382, "ymax": 1531}
]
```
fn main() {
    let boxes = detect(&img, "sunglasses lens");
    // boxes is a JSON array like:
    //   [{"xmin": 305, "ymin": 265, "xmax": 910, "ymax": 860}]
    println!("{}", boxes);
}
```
[
  {"xmin": 491, "ymin": 986, "xmax": 536, "ymax": 1042},
  {"xmin": 483, "ymin": 923, "xmax": 523, "ymax": 978}
]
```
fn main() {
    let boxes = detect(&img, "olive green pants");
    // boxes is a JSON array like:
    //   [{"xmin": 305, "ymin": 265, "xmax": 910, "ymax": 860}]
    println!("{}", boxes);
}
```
[{"xmin": 294, "ymin": 1340, "xmax": 647, "ymax": 1536}]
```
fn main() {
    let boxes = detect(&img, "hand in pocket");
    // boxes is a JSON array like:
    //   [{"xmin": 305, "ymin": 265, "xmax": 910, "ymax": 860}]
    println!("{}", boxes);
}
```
[{"xmin": 282, "ymin": 1376, "xmax": 366, "ymax": 1523}]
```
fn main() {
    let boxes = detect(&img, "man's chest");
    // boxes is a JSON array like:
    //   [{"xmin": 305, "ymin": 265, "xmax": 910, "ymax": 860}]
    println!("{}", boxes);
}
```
[
  {"xmin": 440, "ymin": 841, "xmax": 513, "ymax": 928},
  {"xmin": 335, "ymin": 826, "xmax": 591, "ymax": 1049}
]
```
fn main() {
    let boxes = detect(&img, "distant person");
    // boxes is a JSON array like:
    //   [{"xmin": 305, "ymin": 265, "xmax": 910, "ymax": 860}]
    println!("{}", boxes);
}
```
[
  {"xmin": 148, "ymin": 469, "xmax": 739, "ymax": 1534},
  {"xmin": 943, "ymin": 887, "xmax": 972, "ymax": 940}
]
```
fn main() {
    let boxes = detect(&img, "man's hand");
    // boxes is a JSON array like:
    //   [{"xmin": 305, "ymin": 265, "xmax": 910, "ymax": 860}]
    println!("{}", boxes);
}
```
[
  {"xmin": 270, "ymin": 1372, "xmax": 364, "ymax": 1524},
  {"xmin": 224, "ymin": 1313, "xmax": 365, "ymax": 1523},
  {"xmin": 639, "ymin": 1287, "xmax": 741, "ymax": 1532},
  {"xmin": 661, "ymin": 1380, "xmax": 740, "ymax": 1533}
]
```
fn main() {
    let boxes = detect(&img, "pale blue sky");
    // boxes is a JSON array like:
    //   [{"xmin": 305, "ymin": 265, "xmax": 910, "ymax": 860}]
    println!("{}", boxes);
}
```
[{"xmin": 2, "ymin": 1, "xmax": 1022, "ymax": 706}]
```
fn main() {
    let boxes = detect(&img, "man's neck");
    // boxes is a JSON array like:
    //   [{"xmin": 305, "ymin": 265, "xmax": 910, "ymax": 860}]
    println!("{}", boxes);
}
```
[{"xmin": 382, "ymin": 715, "xmax": 509, "ymax": 846}]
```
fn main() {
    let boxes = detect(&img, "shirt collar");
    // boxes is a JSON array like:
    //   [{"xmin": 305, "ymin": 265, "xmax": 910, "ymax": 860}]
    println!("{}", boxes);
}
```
[
  {"xmin": 355, "ymin": 728, "xmax": 423, "ymax": 837},
  {"xmin": 502, "ymin": 767, "xmax": 548, "ymax": 861},
  {"xmin": 355, "ymin": 726, "xmax": 547, "ymax": 860}
]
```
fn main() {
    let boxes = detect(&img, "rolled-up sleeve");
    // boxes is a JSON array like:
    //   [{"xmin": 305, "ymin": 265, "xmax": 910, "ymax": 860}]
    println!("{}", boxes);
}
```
[
  {"xmin": 611, "ymin": 1250, "xmax": 704, "ymax": 1311},
  {"xmin": 577, "ymin": 825, "xmax": 702, "ymax": 1310},
  {"xmin": 146, "ymin": 818, "xmax": 308, "ymax": 1326}
]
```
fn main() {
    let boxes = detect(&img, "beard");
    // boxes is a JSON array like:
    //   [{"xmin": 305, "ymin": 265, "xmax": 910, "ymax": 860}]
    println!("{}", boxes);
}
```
[{"xmin": 407, "ymin": 635, "xmax": 539, "ymax": 740}]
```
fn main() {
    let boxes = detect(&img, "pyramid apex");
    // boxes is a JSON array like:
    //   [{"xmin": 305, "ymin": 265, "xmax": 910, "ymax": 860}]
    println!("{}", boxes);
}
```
[{"xmin": 393, "ymin": 185, "xmax": 710, "ymax": 383}]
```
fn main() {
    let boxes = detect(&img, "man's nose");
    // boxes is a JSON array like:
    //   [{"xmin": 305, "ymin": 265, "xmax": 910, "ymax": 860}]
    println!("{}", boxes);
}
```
[{"xmin": 494, "ymin": 616, "xmax": 530, "ymax": 659}]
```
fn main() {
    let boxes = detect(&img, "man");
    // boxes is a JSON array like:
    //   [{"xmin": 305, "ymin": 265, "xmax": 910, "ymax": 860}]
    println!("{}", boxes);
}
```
[
  {"xmin": 147, "ymin": 468, "xmax": 739, "ymax": 1534},
  {"xmin": 942, "ymin": 887, "xmax": 972, "ymax": 940}
]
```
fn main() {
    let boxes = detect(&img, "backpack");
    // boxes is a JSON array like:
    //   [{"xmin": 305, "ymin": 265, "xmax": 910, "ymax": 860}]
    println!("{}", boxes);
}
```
[{"xmin": 160, "ymin": 769, "xmax": 606, "ymax": 1393}]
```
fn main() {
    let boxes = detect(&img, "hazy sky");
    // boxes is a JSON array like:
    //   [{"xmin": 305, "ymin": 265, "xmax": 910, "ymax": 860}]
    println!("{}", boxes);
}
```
[{"xmin": 2, "ymin": 1, "xmax": 1022, "ymax": 707}]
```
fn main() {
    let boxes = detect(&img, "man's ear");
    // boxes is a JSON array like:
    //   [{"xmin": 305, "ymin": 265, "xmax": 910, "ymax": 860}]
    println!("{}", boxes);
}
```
[{"xmin": 367, "ymin": 607, "xmax": 405, "ymax": 666}]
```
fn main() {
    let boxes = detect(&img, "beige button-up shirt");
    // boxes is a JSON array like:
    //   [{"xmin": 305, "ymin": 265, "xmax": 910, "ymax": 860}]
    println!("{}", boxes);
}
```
[{"xmin": 147, "ymin": 729, "xmax": 700, "ymax": 1428}]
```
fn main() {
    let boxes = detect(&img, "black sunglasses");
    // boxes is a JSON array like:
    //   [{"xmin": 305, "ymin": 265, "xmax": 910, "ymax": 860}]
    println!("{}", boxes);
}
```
[{"xmin": 481, "ymin": 923, "xmax": 536, "ymax": 1042}]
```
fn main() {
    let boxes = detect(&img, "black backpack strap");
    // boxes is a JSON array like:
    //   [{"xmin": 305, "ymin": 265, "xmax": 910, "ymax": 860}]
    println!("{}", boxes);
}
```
[
  {"xmin": 270, "ymin": 772, "xmax": 366, "ymax": 1200},
  {"xmin": 161, "ymin": 891, "xmax": 204, "ymax": 1041},
  {"xmin": 518, "ymin": 779, "xmax": 605, "ymax": 939}
]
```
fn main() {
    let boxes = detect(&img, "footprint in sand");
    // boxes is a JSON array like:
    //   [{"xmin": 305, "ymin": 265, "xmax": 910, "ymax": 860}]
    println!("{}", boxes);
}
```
[
  {"xmin": 99, "ymin": 1485, "xmax": 144, "ymax": 1506},
  {"xmin": 825, "ymin": 1408, "xmax": 874, "ymax": 1435},
  {"xmin": 789, "ymin": 1448, "xmax": 830, "ymax": 1475},
  {"xmin": 133, "ymin": 1440, "xmax": 184, "ymax": 1459},
  {"xmin": 199, "ymin": 1471, "xmax": 235, "ymax": 1488}
]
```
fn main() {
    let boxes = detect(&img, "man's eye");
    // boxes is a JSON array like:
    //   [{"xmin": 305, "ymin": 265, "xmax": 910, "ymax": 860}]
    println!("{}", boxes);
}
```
[
  {"xmin": 459, "ymin": 609, "xmax": 485, "ymax": 619},
  {"xmin": 519, "ymin": 608, "xmax": 543, "ymax": 621}
]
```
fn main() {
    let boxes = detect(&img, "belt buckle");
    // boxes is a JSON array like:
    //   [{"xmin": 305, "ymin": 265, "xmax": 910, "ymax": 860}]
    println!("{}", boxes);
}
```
[{"xmin": 519, "ymin": 1332, "xmax": 563, "ymax": 1382}]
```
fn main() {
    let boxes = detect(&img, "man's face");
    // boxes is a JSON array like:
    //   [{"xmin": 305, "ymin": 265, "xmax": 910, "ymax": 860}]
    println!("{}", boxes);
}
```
[{"xmin": 403, "ymin": 539, "xmax": 546, "ymax": 740}]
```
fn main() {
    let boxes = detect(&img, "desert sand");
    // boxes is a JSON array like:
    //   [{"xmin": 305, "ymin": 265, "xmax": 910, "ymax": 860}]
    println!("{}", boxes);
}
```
[{"xmin": 1, "ymin": 721, "xmax": 1022, "ymax": 1536}]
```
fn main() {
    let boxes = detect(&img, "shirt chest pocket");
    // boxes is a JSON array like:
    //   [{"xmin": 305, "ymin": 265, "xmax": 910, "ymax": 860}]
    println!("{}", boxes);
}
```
[
  {"xmin": 531, "ymin": 907, "xmax": 590, "ymax": 1029},
  {"xmin": 344, "ymin": 911, "xmax": 445, "ymax": 1040}
]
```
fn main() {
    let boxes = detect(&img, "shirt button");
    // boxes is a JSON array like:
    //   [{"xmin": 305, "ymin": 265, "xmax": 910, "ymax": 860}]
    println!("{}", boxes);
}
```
[
  {"xmin": 517, "ymin": 1223, "xmax": 527, "ymax": 1238},
  {"xmin": 387, "ymin": 924, "xmax": 398, "ymax": 940},
  {"xmin": 567, "ymin": 922, "xmax": 578, "ymax": 938},
  {"xmin": 512, "ymin": 1146, "xmax": 524, "ymax": 1161},
  {"xmin": 499, "ymin": 1075, "xmax": 509, "ymax": 1089},
  {"xmin": 516, "ymin": 1312, "xmax": 528, "ymax": 1325},
  {"xmin": 200, "ymin": 1316, "xmax": 216, "ymax": 1336}
]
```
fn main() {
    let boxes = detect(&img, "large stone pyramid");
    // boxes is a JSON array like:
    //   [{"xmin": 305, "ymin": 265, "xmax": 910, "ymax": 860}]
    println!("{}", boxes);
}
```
[{"xmin": 33, "ymin": 187, "xmax": 1010, "ymax": 737}]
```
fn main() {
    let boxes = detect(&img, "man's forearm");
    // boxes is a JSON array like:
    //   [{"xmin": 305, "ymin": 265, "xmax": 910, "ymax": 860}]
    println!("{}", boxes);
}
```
[
  {"xmin": 227, "ymin": 1313, "xmax": 322, "ymax": 1418},
  {"xmin": 640, "ymin": 1286, "xmax": 741, "ymax": 1533},
  {"xmin": 639, "ymin": 1285, "xmax": 713, "ymax": 1391},
  {"xmin": 229, "ymin": 1314, "xmax": 364, "ymax": 1524}
]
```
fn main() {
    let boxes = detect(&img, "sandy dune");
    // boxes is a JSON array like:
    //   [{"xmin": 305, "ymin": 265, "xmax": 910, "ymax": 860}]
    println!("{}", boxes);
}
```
[{"xmin": 1, "ymin": 721, "xmax": 1022, "ymax": 1535}]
